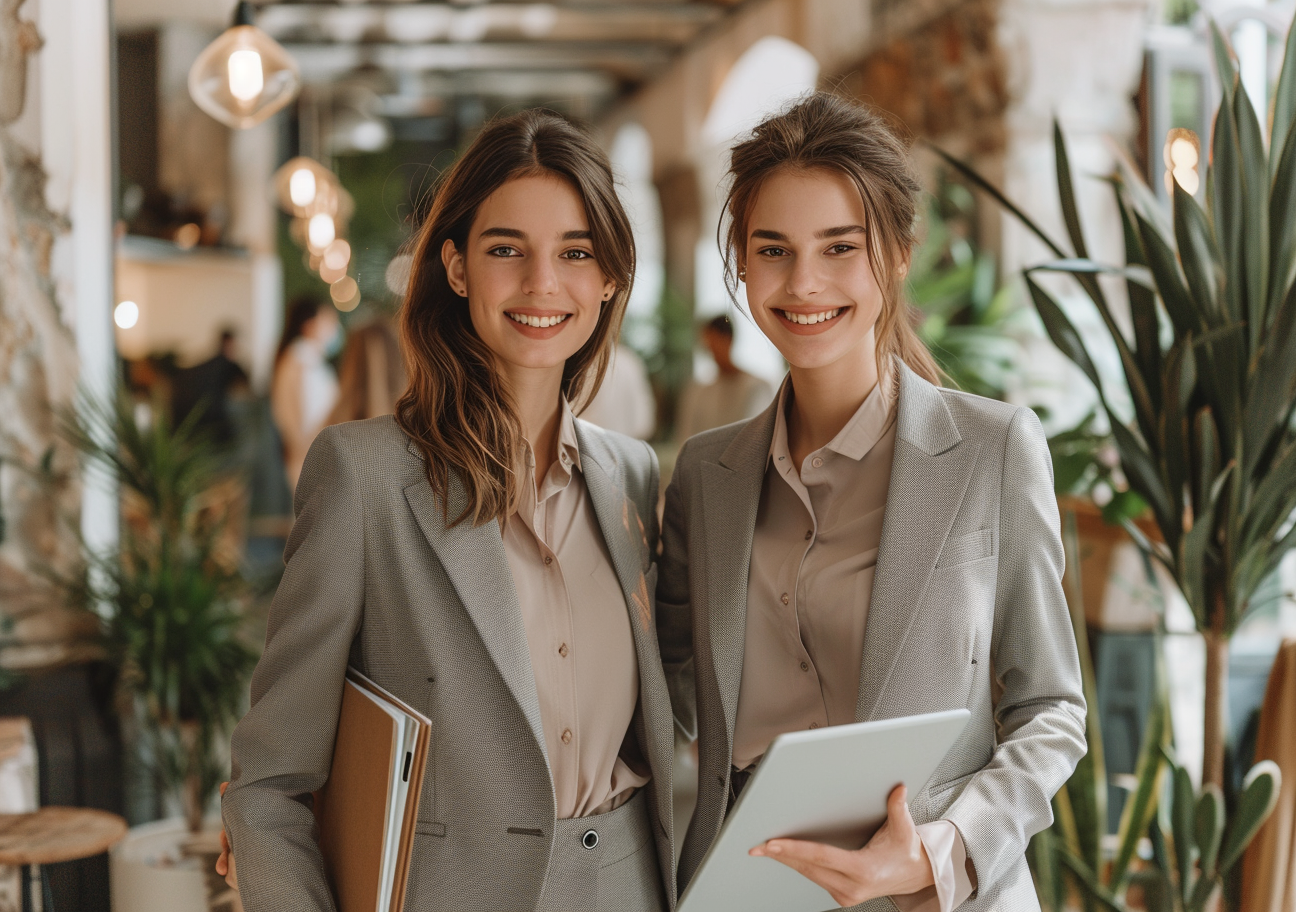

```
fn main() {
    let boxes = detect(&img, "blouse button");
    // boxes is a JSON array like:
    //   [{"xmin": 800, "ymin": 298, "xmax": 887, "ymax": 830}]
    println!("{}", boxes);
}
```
[
  {"xmin": 811, "ymin": 456, "xmax": 823, "ymax": 468},
  {"xmin": 804, "ymin": 530, "xmax": 812, "ymax": 541},
  {"xmin": 780, "ymin": 593, "xmax": 790, "ymax": 605},
  {"xmin": 561, "ymin": 729, "xmax": 573, "ymax": 744},
  {"xmin": 544, "ymin": 556, "xmax": 553, "ymax": 566},
  {"xmin": 800, "ymin": 661, "xmax": 810, "ymax": 672},
  {"xmin": 558, "ymin": 643, "xmax": 569, "ymax": 658}
]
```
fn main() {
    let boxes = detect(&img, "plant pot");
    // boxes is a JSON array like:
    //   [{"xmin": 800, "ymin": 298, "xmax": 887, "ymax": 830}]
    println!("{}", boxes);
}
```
[{"xmin": 110, "ymin": 817, "xmax": 240, "ymax": 912}]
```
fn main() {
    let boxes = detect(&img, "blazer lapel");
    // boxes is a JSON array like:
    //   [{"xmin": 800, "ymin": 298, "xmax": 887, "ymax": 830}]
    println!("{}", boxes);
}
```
[
  {"xmin": 402, "ymin": 456, "xmax": 549, "ymax": 768},
  {"xmin": 701, "ymin": 401, "xmax": 778, "ymax": 750},
  {"xmin": 856, "ymin": 364, "xmax": 981, "ymax": 722}
]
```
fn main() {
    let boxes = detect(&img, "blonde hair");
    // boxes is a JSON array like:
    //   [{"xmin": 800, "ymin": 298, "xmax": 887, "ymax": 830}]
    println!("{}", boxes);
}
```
[
  {"xmin": 395, "ymin": 109, "xmax": 635, "ymax": 526},
  {"xmin": 721, "ymin": 92, "xmax": 941, "ymax": 385}
]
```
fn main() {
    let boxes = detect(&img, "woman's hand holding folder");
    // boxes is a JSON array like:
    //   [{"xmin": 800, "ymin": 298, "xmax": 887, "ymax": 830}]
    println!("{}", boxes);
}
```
[{"xmin": 748, "ymin": 784, "xmax": 933, "ymax": 908}]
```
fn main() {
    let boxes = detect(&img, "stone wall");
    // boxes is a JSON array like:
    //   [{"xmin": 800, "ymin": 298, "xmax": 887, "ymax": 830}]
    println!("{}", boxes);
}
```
[
  {"xmin": 0, "ymin": 0, "xmax": 99, "ymax": 671},
  {"xmin": 838, "ymin": 0, "xmax": 1008, "ymax": 157}
]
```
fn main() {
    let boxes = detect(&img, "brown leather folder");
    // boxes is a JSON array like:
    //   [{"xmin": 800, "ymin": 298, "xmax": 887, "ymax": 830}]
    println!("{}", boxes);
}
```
[{"xmin": 315, "ymin": 670, "xmax": 431, "ymax": 912}]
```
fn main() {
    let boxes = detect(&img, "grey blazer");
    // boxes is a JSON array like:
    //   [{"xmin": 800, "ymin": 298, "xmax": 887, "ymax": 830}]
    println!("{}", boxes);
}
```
[
  {"xmin": 658, "ymin": 362, "xmax": 1087, "ymax": 911},
  {"xmin": 224, "ymin": 414, "xmax": 676, "ymax": 912}
]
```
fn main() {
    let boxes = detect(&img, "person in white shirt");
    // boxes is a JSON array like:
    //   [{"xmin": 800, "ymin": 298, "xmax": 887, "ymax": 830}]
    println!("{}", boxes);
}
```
[
  {"xmin": 674, "ymin": 315, "xmax": 774, "ymax": 442},
  {"xmin": 580, "ymin": 341, "xmax": 657, "ymax": 439}
]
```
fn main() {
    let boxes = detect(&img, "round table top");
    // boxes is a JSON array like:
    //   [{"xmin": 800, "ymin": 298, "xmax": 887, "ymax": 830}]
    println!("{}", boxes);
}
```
[{"xmin": 0, "ymin": 807, "xmax": 128, "ymax": 866}]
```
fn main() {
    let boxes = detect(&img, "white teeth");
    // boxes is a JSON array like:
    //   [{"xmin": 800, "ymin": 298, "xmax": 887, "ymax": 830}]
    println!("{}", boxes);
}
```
[
  {"xmin": 780, "ymin": 308, "xmax": 841, "ymax": 325},
  {"xmin": 508, "ymin": 313, "xmax": 570, "ymax": 328}
]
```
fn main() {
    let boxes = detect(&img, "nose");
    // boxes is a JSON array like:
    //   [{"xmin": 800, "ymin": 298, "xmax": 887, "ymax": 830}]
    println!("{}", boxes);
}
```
[
  {"xmin": 522, "ymin": 256, "xmax": 560, "ymax": 296},
  {"xmin": 785, "ymin": 255, "xmax": 824, "ymax": 300}
]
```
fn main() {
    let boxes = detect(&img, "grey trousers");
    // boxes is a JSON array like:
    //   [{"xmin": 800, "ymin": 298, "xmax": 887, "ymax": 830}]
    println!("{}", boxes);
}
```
[{"xmin": 536, "ymin": 789, "xmax": 667, "ymax": 912}]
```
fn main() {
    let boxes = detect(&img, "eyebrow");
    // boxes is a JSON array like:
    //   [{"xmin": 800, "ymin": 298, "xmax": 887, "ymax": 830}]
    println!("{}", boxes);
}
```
[
  {"xmin": 750, "ymin": 225, "xmax": 867, "ymax": 242},
  {"xmin": 477, "ymin": 228, "xmax": 593, "ymax": 241}
]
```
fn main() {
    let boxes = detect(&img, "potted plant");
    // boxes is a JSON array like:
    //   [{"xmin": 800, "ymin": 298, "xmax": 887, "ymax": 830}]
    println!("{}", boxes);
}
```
[
  {"xmin": 59, "ymin": 390, "xmax": 257, "ymax": 911},
  {"xmin": 938, "ymin": 18, "xmax": 1295, "ymax": 908}
]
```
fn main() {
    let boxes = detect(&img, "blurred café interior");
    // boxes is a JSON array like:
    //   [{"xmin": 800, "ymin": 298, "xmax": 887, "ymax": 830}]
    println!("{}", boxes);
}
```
[{"xmin": 3, "ymin": 0, "xmax": 1296, "ymax": 909}]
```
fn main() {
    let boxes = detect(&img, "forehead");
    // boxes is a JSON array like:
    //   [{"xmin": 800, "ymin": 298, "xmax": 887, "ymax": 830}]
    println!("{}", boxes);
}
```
[
  {"xmin": 747, "ymin": 167, "xmax": 867, "ymax": 236},
  {"xmin": 472, "ymin": 173, "xmax": 589, "ymax": 235}
]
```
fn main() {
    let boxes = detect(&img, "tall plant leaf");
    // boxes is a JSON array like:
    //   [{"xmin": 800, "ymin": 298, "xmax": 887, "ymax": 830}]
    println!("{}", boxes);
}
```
[
  {"xmin": 1108, "ymin": 656, "xmax": 1170, "ymax": 892},
  {"xmin": 1172, "ymin": 181, "xmax": 1224, "ymax": 321},
  {"xmin": 1055, "ymin": 119, "xmax": 1090, "ymax": 258},
  {"xmin": 1117, "ymin": 190, "xmax": 1163, "ymax": 405},
  {"xmin": 1269, "ymin": 16, "xmax": 1296, "ymax": 178},
  {"xmin": 1235, "ymin": 85, "xmax": 1271, "ymax": 346},
  {"xmin": 1210, "ymin": 32, "xmax": 1245, "ymax": 326},
  {"xmin": 1219, "ymin": 760, "xmax": 1283, "ymax": 872},
  {"xmin": 1194, "ymin": 784, "xmax": 1225, "ymax": 881}
]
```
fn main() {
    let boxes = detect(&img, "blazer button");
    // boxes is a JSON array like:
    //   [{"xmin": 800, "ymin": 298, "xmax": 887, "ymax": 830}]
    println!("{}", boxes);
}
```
[
  {"xmin": 561, "ymin": 728, "xmax": 573, "ymax": 744},
  {"xmin": 582, "ymin": 829, "xmax": 599, "ymax": 849}
]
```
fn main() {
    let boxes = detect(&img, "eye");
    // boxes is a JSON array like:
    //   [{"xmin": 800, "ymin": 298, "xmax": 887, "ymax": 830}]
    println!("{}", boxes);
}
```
[
  {"xmin": 561, "ymin": 249, "xmax": 595, "ymax": 260},
  {"xmin": 488, "ymin": 246, "xmax": 521, "ymax": 258},
  {"xmin": 827, "ymin": 243, "xmax": 857, "ymax": 255},
  {"xmin": 757, "ymin": 246, "xmax": 789, "ymax": 258}
]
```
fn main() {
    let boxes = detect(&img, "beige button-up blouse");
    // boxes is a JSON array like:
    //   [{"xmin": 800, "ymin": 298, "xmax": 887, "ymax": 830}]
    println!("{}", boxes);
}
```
[
  {"xmin": 735, "ymin": 370, "xmax": 975, "ymax": 912},
  {"xmin": 502, "ymin": 400, "xmax": 649, "ymax": 820}
]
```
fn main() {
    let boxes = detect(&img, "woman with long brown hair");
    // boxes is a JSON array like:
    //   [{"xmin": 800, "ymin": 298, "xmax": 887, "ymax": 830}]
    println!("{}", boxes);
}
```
[
  {"xmin": 222, "ymin": 109, "xmax": 676, "ymax": 912},
  {"xmin": 658, "ymin": 93, "xmax": 1086, "ymax": 911}
]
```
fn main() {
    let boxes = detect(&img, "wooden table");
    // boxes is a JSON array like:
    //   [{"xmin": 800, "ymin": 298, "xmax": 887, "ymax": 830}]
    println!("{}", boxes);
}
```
[{"xmin": 0, "ymin": 808, "xmax": 128, "ymax": 912}]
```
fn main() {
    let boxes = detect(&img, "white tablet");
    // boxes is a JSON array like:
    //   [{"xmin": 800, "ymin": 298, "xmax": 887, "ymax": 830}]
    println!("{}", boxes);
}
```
[{"xmin": 677, "ymin": 708, "xmax": 972, "ymax": 912}]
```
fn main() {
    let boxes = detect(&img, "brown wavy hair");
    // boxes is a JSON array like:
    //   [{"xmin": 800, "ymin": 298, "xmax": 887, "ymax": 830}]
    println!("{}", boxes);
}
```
[
  {"xmin": 721, "ymin": 92, "xmax": 941, "ymax": 385},
  {"xmin": 395, "ymin": 108, "xmax": 635, "ymax": 527}
]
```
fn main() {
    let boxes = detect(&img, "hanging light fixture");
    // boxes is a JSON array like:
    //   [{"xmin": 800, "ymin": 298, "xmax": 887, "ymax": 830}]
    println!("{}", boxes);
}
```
[
  {"xmin": 273, "ymin": 156, "xmax": 339, "ymax": 216},
  {"xmin": 189, "ymin": 1, "xmax": 301, "ymax": 130}
]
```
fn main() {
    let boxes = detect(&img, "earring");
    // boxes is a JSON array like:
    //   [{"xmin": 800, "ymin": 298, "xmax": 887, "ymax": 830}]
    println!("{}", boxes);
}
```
[{"xmin": 737, "ymin": 267, "xmax": 747, "ymax": 281}]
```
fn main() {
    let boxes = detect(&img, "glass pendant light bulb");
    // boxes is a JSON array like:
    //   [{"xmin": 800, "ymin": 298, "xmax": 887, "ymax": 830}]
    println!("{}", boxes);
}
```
[
  {"xmin": 289, "ymin": 168, "xmax": 316, "ymax": 208},
  {"xmin": 189, "ymin": 2, "xmax": 300, "ymax": 129},
  {"xmin": 273, "ymin": 157, "xmax": 343, "ymax": 218},
  {"xmin": 308, "ymin": 213, "xmax": 336, "ymax": 252}
]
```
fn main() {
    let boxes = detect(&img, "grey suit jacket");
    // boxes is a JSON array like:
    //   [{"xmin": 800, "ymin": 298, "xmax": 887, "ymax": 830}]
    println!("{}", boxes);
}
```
[
  {"xmin": 224, "ymin": 414, "xmax": 676, "ymax": 912},
  {"xmin": 658, "ymin": 363, "xmax": 1087, "ymax": 911}
]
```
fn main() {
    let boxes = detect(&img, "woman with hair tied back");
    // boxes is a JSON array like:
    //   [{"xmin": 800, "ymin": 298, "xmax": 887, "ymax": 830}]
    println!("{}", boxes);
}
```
[
  {"xmin": 222, "ymin": 109, "xmax": 676, "ymax": 912},
  {"xmin": 658, "ymin": 93, "xmax": 1086, "ymax": 911}
]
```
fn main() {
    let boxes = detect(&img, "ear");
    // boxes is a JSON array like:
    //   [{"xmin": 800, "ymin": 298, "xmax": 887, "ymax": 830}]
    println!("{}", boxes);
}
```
[
  {"xmin": 441, "ymin": 238, "xmax": 467, "ymax": 297},
  {"xmin": 601, "ymin": 276, "xmax": 616, "ymax": 303}
]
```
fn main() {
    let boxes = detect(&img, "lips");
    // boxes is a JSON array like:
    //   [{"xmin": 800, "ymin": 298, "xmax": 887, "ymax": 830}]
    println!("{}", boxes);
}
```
[{"xmin": 506, "ymin": 312, "xmax": 570, "ymax": 328}]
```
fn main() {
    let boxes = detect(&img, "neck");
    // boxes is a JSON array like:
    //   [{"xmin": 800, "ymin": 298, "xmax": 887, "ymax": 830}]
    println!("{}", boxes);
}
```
[
  {"xmin": 786, "ymin": 330, "xmax": 880, "ymax": 468},
  {"xmin": 503, "ymin": 363, "xmax": 566, "ymax": 483}
]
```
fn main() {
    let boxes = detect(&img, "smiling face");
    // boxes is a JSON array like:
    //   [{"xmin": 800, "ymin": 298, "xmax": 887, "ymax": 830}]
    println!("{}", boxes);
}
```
[
  {"xmin": 742, "ymin": 166, "xmax": 893, "ymax": 377},
  {"xmin": 441, "ymin": 173, "xmax": 616, "ymax": 383}
]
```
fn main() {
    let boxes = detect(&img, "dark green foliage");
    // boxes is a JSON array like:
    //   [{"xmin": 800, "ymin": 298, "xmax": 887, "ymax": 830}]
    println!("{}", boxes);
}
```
[{"xmin": 61, "ymin": 389, "xmax": 259, "ymax": 828}]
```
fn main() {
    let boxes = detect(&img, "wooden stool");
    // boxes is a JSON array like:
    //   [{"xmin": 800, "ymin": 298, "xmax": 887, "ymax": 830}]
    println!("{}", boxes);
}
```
[{"xmin": 0, "ymin": 808, "xmax": 127, "ymax": 912}]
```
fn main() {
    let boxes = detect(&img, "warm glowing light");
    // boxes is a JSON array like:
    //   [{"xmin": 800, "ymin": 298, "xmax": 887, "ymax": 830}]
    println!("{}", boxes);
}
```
[
  {"xmin": 323, "ymin": 239, "xmax": 351, "ymax": 271},
  {"xmin": 320, "ymin": 261, "xmax": 348, "ymax": 284},
  {"xmin": 115, "ymin": 301, "xmax": 139, "ymax": 329},
  {"xmin": 1164, "ymin": 129, "xmax": 1201, "ymax": 196},
  {"xmin": 174, "ymin": 223, "xmax": 201, "ymax": 249},
  {"xmin": 289, "ymin": 168, "xmax": 317, "ymax": 208},
  {"xmin": 385, "ymin": 253, "xmax": 413, "ymax": 296},
  {"xmin": 308, "ymin": 213, "xmax": 336, "ymax": 251},
  {"xmin": 331, "ymin": 276, "xmax": 360, "ymax": 311},
  {"xmin": 227, "ymin": 49, "xmax": 265, "ymax": 102}
]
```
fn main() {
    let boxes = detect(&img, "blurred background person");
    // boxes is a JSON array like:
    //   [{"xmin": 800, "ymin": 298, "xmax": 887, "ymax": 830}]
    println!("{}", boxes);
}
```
[
  {"xmin": 326, "ymin": 319, "xmax": 407, "ymax": 425},
  {"xmin": 580, "ymin": 339, "xmax": 657, "ymax": 439},
  {"xmin": 171, "ymin": 327, "xmax": 250, "ymax": 448},
  {"xmin": 271, "ymin": 297, "xmax": 340, "ymax": 489},
  {"xmin": 674, "ymin": 315, "xmax": 773, "ymax": 442}
]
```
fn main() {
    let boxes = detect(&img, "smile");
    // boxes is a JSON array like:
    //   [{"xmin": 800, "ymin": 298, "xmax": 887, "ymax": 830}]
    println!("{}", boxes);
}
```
[
  {"xmin": 779, "ymin": 308, "xmax": 841, "ymax": 325},
  {"xmin": 507, "ymin": 312, "xmax": 571, "ymax": 329}
]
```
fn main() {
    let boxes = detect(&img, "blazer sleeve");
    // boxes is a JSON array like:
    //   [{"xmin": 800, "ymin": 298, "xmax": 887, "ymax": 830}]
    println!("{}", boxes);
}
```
[
  {"xmin": 656, "ymin": 443, "xmax": 696, "ymax": 740},
  {"xmin": 222, "ymin": 426, "xmax": 365, "ymax": 912},
  {"xmin": 944, "ymin": 406, "xmax": 1087, "ymax": 895}
]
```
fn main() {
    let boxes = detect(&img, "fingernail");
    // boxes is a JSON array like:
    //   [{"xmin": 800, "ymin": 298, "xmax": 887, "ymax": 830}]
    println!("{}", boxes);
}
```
[{"xmin": 767, "ymin": 843, "xmax": 782, "ymax": 855}]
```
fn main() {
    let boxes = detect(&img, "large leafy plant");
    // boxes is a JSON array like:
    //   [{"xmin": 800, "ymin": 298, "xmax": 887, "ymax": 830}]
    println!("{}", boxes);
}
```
[
  {"xmin": 62, "ymin": 391, "xmax": 258, "ymax": 833},
  {"xmin": 939, "ymin": 21, "xmax": 1296, "ymax": 790},
  {"xmin": 1031, "ymin": 516, "xmax": 1280, "ymax": 912}
]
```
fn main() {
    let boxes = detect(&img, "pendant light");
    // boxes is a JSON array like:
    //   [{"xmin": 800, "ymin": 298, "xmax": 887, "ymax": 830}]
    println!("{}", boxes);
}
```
[{"xmin": 188, "ymin": 1, "xmax": 301, "ymax": 130}]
